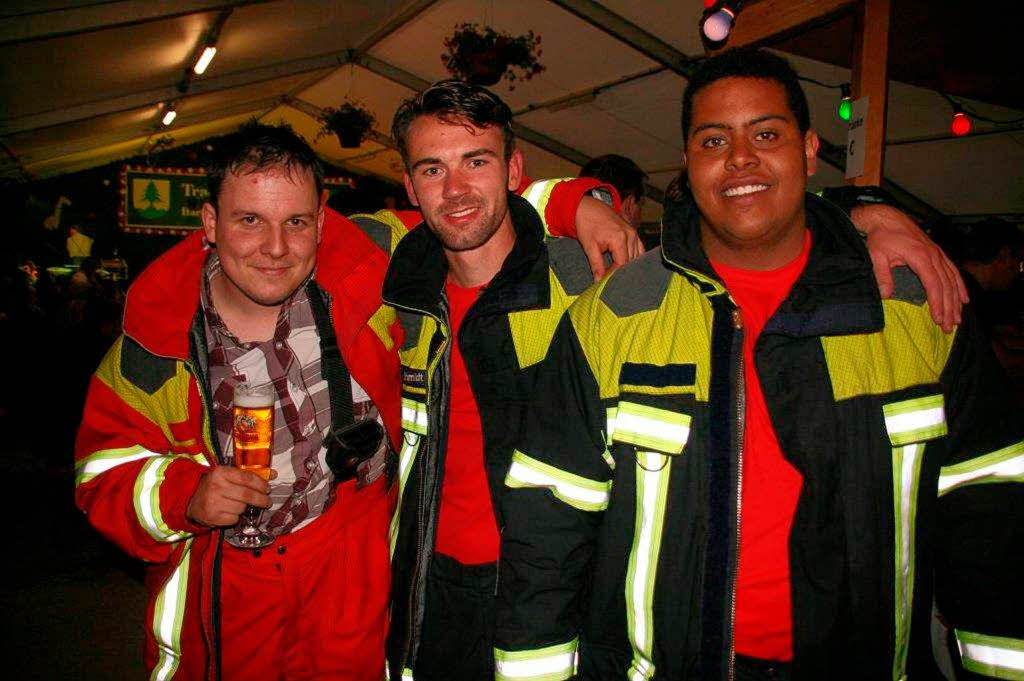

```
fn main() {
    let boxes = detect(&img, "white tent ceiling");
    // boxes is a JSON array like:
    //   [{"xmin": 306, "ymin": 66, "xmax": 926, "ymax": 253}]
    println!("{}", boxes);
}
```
[{"xmin": 2, "ymin": 0, "xmax": 1022, "ymax": 224}]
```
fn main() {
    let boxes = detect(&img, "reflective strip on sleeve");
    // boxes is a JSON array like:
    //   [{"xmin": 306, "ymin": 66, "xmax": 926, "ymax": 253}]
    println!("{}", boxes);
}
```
[
  {"xmin": 149, "ymin": 539, "xmax": 192, "ymax": 681},
  {"xmin": 625, "ymin": 450, "xmax": 672, "ymax": 680},
  {"xmin": 495, "ymin": 638, "xmax": 578, "ymax": 681},
  {"xmin": 891, "ymin": 442, "xmax": 925, "ymax": 681},
  {"xmin": 938, "ymin": 440, "xmax": 1024, "ymax": 497},
  {"xmin": 75, "ymin": 445, "xmax": 160, "ymax": 487},
  {"xmin": 612, "ymin": 401, "xmax": 690, "ymax": 455},
  {"xmin": 389, "ymin": 433, "xmax": 421, "ymax": 557},
  {"xmin": 505, "ymin": 450, "xmax": 611, "ymax": 512},
  {"xmin": 134, "ymin": 456, "xmax": 194, "ymax": 543},
  {"xmin": 401, "ymin": 397, "xmax": 428, "ymax": 435},
  {"xmin": 520, "ymin": 179, "xmax": 562, "ymax": 229},
  {"xmin": 402, "ymin": 668, "xmax": 415, "ymax": 681},
  {"xmin": 883, "ymin": 395, "xmax": 947, "ymax": 446},
  {"xmin": 955, "ymin": 630, "xmax": 1024, "ymax": 680}
]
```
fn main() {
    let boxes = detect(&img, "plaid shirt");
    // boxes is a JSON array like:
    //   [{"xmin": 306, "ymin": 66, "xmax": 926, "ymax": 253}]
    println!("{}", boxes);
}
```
[{"xmin": 201, "ymin": 254, "xmax": 379, "ymax": 537}]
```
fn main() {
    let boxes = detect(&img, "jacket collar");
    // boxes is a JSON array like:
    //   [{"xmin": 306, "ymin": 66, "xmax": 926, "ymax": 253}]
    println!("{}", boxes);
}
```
[
  {"xmin": 660, "ymin": 192, "xmax": 884, "ymax": 337},
  {"xmin": 122, "ymin": 206, "xmax": 387, "ymax": 360},
  {"xmin": 382, "ymin": 192, "xmax": 550, "ymax": 319}
]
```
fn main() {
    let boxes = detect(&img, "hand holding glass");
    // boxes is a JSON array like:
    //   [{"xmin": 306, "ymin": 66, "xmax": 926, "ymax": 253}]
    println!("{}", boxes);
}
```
[{"xmin": 227, "ymin": 383, "xmax": 275, "ymax": 549}]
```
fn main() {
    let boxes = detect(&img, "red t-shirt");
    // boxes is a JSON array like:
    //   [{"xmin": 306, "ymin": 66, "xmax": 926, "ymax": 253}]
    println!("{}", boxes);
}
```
[
  {"xmin": 711, "ymin": 230, "xmax": 811, "ymax": 661},
  {"xmin": 433, "ymin": 278, "xmax": 501, "ymax": 564}
]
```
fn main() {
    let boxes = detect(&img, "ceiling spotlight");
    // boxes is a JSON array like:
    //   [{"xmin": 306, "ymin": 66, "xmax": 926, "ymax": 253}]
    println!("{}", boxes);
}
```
[
  {"xmin": 162, "ymin": 106, "xmax": 177, "ymax": 126},
  {"xmin": 701, "ymin": 1, "xmax": 742, "ymax": 44},
  {"xmin": 836, "ymin": 83, "xmax": 853, "ymax": 122},
  {"xmin": 193, "ymin": 45, "xmax": 217, "ymax": 75}
]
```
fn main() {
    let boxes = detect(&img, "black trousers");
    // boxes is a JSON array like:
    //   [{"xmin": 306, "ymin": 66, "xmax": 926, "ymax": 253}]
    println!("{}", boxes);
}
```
[
  {"xmin": 414, "ymin": 552, "xmax": 498, "ymax": 681},
  {"xmin": 735, "ymin": 654, "xmax": 792, "ymax": 681}
]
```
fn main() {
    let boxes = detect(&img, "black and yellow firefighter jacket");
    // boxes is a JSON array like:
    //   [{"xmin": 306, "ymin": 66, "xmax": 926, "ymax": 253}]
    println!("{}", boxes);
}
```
[
  {"xmin": 358, "ymin": 192, "xmax": 598, "ymax": 680},
  {"xmin": 493, "ymin": 193, "xmax": 1024, "ymax": 681}
]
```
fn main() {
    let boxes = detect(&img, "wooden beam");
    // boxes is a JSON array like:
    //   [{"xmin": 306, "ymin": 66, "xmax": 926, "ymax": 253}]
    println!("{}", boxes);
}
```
[
  {"xmin": 708, "ymin": 0, "xmax": 856, "ymax": 51},
  {"xmin": 849, "ymin": 0, "xmax": 891, "ymax": 186}
]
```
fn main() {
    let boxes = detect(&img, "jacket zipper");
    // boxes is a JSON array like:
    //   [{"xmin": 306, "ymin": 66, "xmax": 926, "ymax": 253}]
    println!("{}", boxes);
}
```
[
  {"xmin": 389, "ymin": 298, "xmax": 450, "ymax": 673},
  {"xmin": 727, "ymin": 307, "xmax": 744, "ymax": 681}
]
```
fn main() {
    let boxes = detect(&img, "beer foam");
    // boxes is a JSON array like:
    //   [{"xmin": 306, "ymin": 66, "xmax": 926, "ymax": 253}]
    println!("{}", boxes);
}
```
[{"xmin": 233, "ymin": 383, "xmax": 275, "ymax": 408}]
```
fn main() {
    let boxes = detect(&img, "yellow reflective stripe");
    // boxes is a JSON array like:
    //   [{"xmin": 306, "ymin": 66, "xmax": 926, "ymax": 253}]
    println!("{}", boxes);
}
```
[
  {"xmin": 149, "ymin": 539, "xmax": 192, "ymax": 681},
  {"xmin": 883, "ymin": 395, "xmax": 947, "ymax": 445},
  {"xmin": 625, "ymin": 450, "xmax": 671, "ymax": 680},
  {"xmin": 605, "ymin": 406, "xmax": 618, "ymax": 441},
  {"xmin": 955, "ymin": 630, "xmax": 1024, "ymax": 680},
  {"xmin": 133, "ymin": 456, "xmax": 194, "ymax": 543},
  {"xmin": 891, "ymin": 442, "xmax": 925, "ymax": 681},
  {"xmin": 505, "ymin": 450, "xmax": 611, "ymax": 511},
  {"xmin": 938, "ymin": 440, "xmax": 1024, "ymax": 497},
  {"xmin": 495, "ymin": 638, "xmax": 578, "ymax": 681},
  {"xmin": 76, "ymin": 445, "xmax": 158, "ymax": 486},
  {"xmin": 613, "ymin": 401, "xmax": 690, "ymax": 455},
  {"xmin": 401, "ymin": 397, "xmax": 428, "ymax": 435},
  {"xmin": 402, "ymin": 668, "xmax": 415, "ymax": 681},
  {"xmin": 389, "ymin": 433, "xmax": 421, "ymax": 557}
]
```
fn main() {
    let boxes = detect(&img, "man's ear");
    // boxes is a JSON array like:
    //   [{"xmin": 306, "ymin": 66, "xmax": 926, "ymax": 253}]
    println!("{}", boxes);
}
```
[
  {"xmin": 621, "ymin": 195, "xmax": 637, "ymax": 221},
  {"xmin": 506, "ymin": 148, "xmax": 524, "ymax": 191},
  {"xmin": 403, "ymin": 173, "xmax": 420, "ymax": 207},
  {"xmin": 804, "ymin": 130, "xmax": 820, "ymax": 176},
  {"xmin": 201, "ymin": 202, "xmax": 217, "ymax": 244}
]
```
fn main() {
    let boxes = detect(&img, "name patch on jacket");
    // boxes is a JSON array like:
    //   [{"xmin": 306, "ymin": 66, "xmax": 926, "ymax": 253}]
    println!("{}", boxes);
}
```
[{"xmin": 402, "ymin": 367, "xmax": 427, "ymax": 396}]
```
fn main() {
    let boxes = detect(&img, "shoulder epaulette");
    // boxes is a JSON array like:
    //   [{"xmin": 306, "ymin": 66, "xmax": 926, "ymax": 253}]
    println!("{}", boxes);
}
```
[
  {"xmin": 547, "ymin": 238, "xmax": 594, "ymax": 297},
  {"xmin": 120, "ymin": 336, "xmax": 176, "ymax": 395},
  {"xmin": 599, "ymin": 248, "xmax": 673, "ymax": 317},
  {"xmin": 889, "ymin": 266, "xmax": 927, "ymax": 305}
]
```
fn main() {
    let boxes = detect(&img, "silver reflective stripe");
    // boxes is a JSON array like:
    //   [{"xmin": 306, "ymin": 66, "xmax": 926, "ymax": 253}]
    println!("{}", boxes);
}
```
[
  {"xmin": 149, "ymin": 539, "xmax": 192, "ymax": 681},
  {"xmin": 505, "ymin": 450, "xmax": 611, "ymax": 511},
  {"xmin": 134, "ymin": 456, "xmax": 194, "ymax": 543},
  {"xmin": 402, "ymin": 668, "xmax": 415, "ymax": 681},
  {"xmin": 520, "ymin": 179, "xmax": 560, "ymax": 225},
  {"xmin": 389, "ymin": 433, "xmax": 421, "ymax": 557},
  {"xmin": 955, "ymin": 629, "xmax": 1024, "ymax": 680},
  {"xmin": 883, "ymin": 395, "xmax": 946, "ymax": 446},
  {"xmin": 612, "ymin": 401, "xmax": 690, "ymax": 455},
  {"xmin": 494, "ymin": 638, "xmax": 578, "ymax": 681},
  {"xmin": 891, "ymin": 442, "xmax": 925, "ymax": 681},
  {"xmin": 76, "ymin": 445, "xmax": 159, "ymax": 486},
  {"xmin": 938, "ymin": 440, "xmax": 1024, "ymax": 497},
  {"xmin": 401, "ymin": 398, "xmax": 428, "ymax": 435},
  {"xmin": 625, "ymin": 450, "xmax": 671, "ymax": 680},
  {"xmin": 883, "ymin": 396, "xmax": 941, "ymax": 681}
]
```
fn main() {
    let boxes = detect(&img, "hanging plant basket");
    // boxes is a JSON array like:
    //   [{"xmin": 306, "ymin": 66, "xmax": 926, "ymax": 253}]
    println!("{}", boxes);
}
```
[
  {"xmin": 316, "ymin": 100, "xmax": 376, "ymax": 148},
  {"xmin": 442, "ymin": 23, "xmax": 544, "ymax": 90}
]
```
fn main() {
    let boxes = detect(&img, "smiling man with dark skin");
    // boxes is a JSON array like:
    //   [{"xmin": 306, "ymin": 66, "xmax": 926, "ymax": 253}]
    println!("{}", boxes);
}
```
[{"xmin": 495, "ymin": 48, "xmax": 1024, "ymax": 681}]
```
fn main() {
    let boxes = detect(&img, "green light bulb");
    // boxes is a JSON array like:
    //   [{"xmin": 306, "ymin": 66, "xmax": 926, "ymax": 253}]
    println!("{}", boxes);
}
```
[{"xmin": 837, "ymin": 97, "xmax": 852, "ymax": 122}]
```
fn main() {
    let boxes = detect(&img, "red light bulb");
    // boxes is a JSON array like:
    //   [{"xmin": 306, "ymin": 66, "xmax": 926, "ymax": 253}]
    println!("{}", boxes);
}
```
[{"xmin": 950, "ymin": 111, "xmax": 971, "ymax": 137}]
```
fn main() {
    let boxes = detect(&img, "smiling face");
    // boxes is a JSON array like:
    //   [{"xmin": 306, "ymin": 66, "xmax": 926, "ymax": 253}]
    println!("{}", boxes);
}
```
[
  {"xmin": 684, "ymin": 76, "xmax": 819, "ymax": 270},
  {"xmin": 402, "ymin": 114, "xmax": 522, "ymax": 254},
  {"xmin": 201, "ymin": 164, "xmax": 323, "ymax": 314}
]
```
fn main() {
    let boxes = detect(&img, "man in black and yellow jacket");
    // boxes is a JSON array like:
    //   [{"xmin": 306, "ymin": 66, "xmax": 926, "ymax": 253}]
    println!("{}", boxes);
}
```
[{"xmin": 495, "ymin": 49, "xmax": 1024, "ymax": 681}]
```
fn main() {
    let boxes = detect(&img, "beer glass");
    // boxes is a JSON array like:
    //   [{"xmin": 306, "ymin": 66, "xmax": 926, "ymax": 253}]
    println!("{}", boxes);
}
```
[{"xmin": 226, "ymin": 383, "xmax": 275, "ymax": 549}]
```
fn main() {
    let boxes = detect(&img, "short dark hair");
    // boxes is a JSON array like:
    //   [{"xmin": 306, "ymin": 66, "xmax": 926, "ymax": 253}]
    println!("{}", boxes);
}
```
[
  {"xmin": 206, "ymin": 121, "xmax": 324, "ymax": 208},
  {"xmin": 681, "ymin": 47, "xmax": 811, "ymax": 140},
  {"xmin": 960, "ymin": 218, "xmax": 1024, "ymax": 264},
  {"xmin": 579, "ymin": 154, "xmax": 649, "ymax": 202},
  {"xmin": 391, "ymin": 79, "xmax": 515, "ymax": 168}
]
